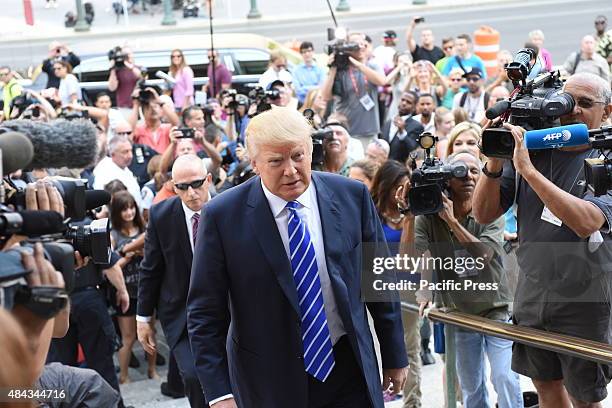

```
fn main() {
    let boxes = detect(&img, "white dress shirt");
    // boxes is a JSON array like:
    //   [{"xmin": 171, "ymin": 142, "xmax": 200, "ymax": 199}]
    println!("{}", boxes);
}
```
[
  {"xmin": 261, "ymin": 180, "xmax": 346, "ymax": 344},
  {"xmin": 93, "ymin": 156, "xmax": 145, "ymax": 210},
  {"xmin": 413, "ymin": 113, "xmax": 436, "ymax": 134}
]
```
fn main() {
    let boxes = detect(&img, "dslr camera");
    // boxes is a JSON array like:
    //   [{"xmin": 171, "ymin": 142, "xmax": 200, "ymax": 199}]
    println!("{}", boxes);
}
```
[
  {"xmin": 108, "ymin": 46, "xmax": 127, "ymax": 69},
  {"xmin": 407, "ymin": 133, "xmax": 468, "ymax": 215},
  {"xmin": 324, "ymin": 27, "xmax": 360, "ymax": 71},
  {"xmin": 482, "ymin": 48, "xmax": 575, "ymax": 159}
]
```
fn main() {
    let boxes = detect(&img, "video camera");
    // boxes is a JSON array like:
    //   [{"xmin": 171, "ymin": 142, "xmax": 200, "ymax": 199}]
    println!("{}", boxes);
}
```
[
  {"xmin": 407, "ymin": 133, "xmax": 468, "ymax": 215},
  {"xmin": 108, "ymin": 46, "xmax": 127, "ymax": 69},
  {"xmin": 482, "ymin": 48, "xmax": 575, "ymax": 159},
  {"xmin": 324, "ymin": 27, "xmax": 360, "ymax": 71},
  {"xmin": 248, "ymin": 86, "xmax": 281, "ymax": 116},
  {"xmin": 585, "ymin": 126, "xmax": 612, "ymax": 196},
  {"xmin": 303, "ymin": 109, "xmax": 334, "ymax": 169}
]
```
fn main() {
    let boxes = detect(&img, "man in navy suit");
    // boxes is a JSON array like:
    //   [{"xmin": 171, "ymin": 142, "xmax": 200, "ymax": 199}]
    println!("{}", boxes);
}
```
[
  {"xmin": 187, "ymin": 107, "xmax": 408, "ymax": 408},
  {"xmin": 138, "ymin": 154, "xmax": 212, "ymax": 407}
]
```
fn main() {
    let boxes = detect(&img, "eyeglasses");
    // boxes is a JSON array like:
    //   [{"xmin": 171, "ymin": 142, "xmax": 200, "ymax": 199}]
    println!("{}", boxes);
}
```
[
  {"xmin": 465, "ymin": 77, "xmax": 480, "ymax": 82},
  {"xmin": 0, "ymin": 72, "xmax": 8, "ymax": 77},
  {"xmin": 576, "ymin": 98, "xmax": 606, "ymax": 109},
  {"xmin": 450, "ymin": 78, "xmax": 462, "ymax": 82},
  {"xmin": 116, "ymin": 131, "xmax": 132, "ymax": 136},
  {"xmin": 174, "ymin": 178, "xmax": 206, "ymax": 191},
  {"xmin": 595, "ymin": 21, "xmax": 606, "ymax": 25},
  {"xmin": 171, "ymin": 54, "xmax": 183, "ymax": 58}
]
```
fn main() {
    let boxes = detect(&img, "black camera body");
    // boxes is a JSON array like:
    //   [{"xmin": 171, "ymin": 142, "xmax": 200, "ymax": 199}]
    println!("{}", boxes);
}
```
[
  {"xmin": 64, "ymin": 218, "xmax": 111, "ymax": 265},
  {"xmin": 482, "ymin": 63, "xmax": 575, "ymax": 159},
  {"xmin": 248, "ymin": 86, "xmax": 280, "ymax": 116},
  {"xmin": 585, "ymin": 126, "xmax": 612, "ymax": 196},
  {"xmin": 108, "ymin": 46, "xmax": 127, "ymax": 69},
  {"xmin": 409, "ymin": 160, "xmax": 468, "ymax": 216},
  {"xmin": 407, "ymin": 133, "xmax": 468, "ymax": 215},
  {"xmin": 59, "ymin": 108, "xmax": 90, "ymax": 121},
  {"xmin": 325, "ymin": 41, "xmax": 360, "ymax": 71}
]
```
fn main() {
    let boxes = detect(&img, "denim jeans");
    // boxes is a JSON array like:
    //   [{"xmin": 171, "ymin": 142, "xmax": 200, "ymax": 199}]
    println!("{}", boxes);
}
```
[{"xmin": 454, "ymin": 325, "xmax": 523, "ymax": 408}]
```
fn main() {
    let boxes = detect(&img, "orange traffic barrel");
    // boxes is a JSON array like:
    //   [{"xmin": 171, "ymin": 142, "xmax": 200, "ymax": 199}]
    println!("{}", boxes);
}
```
[{"xmin": 473, "ymin": 26, "xmax": 500, "ymax": 78}]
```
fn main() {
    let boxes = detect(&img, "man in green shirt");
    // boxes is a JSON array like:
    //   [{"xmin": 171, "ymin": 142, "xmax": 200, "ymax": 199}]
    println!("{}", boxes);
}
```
[
  {"xmin": 0, "ymin": 66, "xmax": 22, "ymax": 120},
  {"xmin": 401, "ymin": 150, "xmax": 522, "ymax": 407}
]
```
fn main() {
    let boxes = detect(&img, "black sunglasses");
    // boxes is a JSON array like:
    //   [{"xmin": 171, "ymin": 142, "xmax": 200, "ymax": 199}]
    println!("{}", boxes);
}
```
[{"xmin": 174, "ymin": 178, "xmax": 206, "ymax": 191}]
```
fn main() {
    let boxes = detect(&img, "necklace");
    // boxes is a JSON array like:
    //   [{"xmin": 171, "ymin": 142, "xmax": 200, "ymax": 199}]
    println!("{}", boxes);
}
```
[{"xmin": 385, "ymin": 212, "xmax": 405, "ymax": 225}]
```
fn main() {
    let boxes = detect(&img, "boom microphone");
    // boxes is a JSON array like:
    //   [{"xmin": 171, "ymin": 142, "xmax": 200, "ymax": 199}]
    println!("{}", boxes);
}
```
[
  {"xmin": 0, "ymin": 119, "xmax": 98, "ymax": 170},
  {"xmin": 0, "ymin": 131, "xmax": 34, "ymax": 174},
  {"xmin": 525, "ymin": 123, "xmax": 590, "ymax": 150}
]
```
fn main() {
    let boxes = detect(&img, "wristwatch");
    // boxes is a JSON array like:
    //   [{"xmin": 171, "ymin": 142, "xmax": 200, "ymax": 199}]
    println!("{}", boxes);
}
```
[{"xmin": 482, "ymin": 162, "xmax": 503, "ymax": 179}]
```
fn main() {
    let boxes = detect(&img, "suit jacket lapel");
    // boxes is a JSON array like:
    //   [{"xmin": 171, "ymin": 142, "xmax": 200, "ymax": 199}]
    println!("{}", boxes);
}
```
[
  {"xmin": 246, "ymin": 178, "xmax": 300, "ymax": 316},
  {"xmin": 173, "ymin": 199, "xmax": 193, "ymax": 266}
]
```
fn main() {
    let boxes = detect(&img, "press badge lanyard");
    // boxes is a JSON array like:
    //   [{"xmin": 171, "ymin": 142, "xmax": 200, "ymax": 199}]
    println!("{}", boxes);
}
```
[{"xmin": 348, "ymin": 67, "xmax": 368, "ymax": 96}]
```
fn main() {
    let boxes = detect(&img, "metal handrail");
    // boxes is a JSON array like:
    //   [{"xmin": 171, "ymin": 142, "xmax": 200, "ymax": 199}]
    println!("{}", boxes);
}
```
[
  {"xmin": 400, "ymin": 302, "xmax": 612, "ymax": 365},
  {"xmin": 401, "ymin": 302, "xmax": 612, "ymax": 408}
]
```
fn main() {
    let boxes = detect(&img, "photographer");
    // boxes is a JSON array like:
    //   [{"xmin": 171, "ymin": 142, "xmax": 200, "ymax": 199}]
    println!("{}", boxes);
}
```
[
  {"xmin": 19, "ymin": 89, "xmax": 58, "ymax": 122},
  {"xmin": 42, "ymin": 41, "xmax": 81, "ymax": 90},
  {"xmin": 473, "ymin": 72, "xmax": 612, "ymax": 407},
  {"xmin": 128, "ymin": 86, "xmax": 180, "ymax": 154},
  {"xmin": 321, "ymin": 32, "xmax": 386, "ymax": 150},
  {"xmin": 108, "ymin": 46, "xmax": 142, "ymax": 111},
  {"xmin": 398, "ymin": 150, "xmax": 522, "ymax": 408}
]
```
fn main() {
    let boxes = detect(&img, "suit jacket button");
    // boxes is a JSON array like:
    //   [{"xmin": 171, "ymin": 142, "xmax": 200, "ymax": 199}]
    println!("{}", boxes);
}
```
[{"xmin": 297, "ymin": 355, "xmax": 303, "ymax": 360}]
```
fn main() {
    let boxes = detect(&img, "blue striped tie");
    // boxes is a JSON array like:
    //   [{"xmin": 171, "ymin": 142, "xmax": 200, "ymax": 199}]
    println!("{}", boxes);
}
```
[{"xmin": 286, "ymin": 201, "xmax": 335, "ymax": 382}]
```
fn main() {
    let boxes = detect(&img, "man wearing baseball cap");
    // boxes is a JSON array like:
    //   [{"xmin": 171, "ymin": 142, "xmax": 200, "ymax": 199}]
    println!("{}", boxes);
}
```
[
  {"xmin": 374, "ymin": 30, "xmax": 399, "ymax": 73},
  {"xmin": 452, "ymin": 66, "xmax": 490, "ymax": 123}
]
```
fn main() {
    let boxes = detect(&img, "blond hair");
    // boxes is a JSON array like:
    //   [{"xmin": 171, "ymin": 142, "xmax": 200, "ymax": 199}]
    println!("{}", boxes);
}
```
[
  {"xmin": 446, "ymin": 121, "xmax": 482, "ymax": 157},
  {"xmin": 246, "ymin": 107, "xmax": 313, "ymax": 159}
]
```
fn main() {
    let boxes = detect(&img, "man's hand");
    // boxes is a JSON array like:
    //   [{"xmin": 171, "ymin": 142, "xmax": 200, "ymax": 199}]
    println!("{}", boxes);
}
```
[
  {"xmin": 393, "ymin": 115, "xmax": 406, "ymax": 132},
  {"xmin": 25, "ymin": 180, "xmax": 64, "ymax": 216},
  {"xmin": 74, "ymin": 251, "xmax": 90, "ymax": 270},
  {"xmin": 170, "ymin": 126, "xmax": 182, "ymax": 144},
  {"xmin": 21, "ymin": 243, "xmax": 65, "ymax": 289},
  {"xmin": 504, "ymin": 123, "xmax": 536, "ymax": 177},
  {"xmin": 382, "ymin": 367, "xmax": 408, "ymax": 394},
  {"xmin": 348, "ymin": 56, "xmax": 364, "ymax": 70},
  {"xmin": 418, "ymin": 301, "xmax": 431, "ymax": 317},
  {"xmin": 116, "ymin": 290, "xmax": 130, "ymax": 314},
  {"xmin": 437, "ymin": 195, "xmax": 457, "ymax": 226},
  {"xmin": 211, "ymin": 398, "xmax": 238, "ymax": 408},
  {"xmin": 137, "ymin": 321, "xmax": 157, "ymax": 355}
]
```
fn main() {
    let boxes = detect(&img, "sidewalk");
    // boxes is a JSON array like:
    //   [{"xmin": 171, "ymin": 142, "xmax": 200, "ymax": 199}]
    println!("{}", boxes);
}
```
[{"xmin": 2, "ymin": 0, "xmax": 511, "ymax": 44}]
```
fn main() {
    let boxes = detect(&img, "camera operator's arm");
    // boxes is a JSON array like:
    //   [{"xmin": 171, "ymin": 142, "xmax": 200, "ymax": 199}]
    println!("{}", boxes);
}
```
[
  {"xmin": 127, "ymin": 90, "xmax": 141, "ymax": 131},
  {"xmin": 349, "ymin": 57, "xmax": 385, "ymax": 86},
  {"xmin": 472, "ymin": 157, "xmax": 506, "ymax": 224},
  {"xmin": 108, "ymin": 61, "xmax": 118, "ymax": 92},
  {"xmin": 149, "ymin": 88, "xmax": 180, "ymax": 127},
  {"xmin": 27, "ymin": 90, "xmax": 58, "ymax": 119},
  {"xmin": 224, "ymin": 113, "xmax": 237, "ymax": 142},
  {"xmin": 321, "ymin": 57, "xmax": 337, "ymax": 102},
  {"xmin": 102, "ymin": 263, "xmax": 130, "ymax": 314},
  {"xmin": 195, "ymin": 130, "xmax": 222, "ymax": 170},
  {"xmin": 160, "ymin": 130, "xmax": 179, "ymax": 173},
  {"xmin": 438, "ymin": 195, "xmax": 497, "ymax": 261},
  {"xmin": 405, "ymin": 18, "xmax": 419, "ymax": 54},
  {"xmin": 68, "ymin": 102, "xmax": 108, "ymax": 121},
  {"xmin": 505, "ymin": 123, "xmax": 607, "ymax": 238}
]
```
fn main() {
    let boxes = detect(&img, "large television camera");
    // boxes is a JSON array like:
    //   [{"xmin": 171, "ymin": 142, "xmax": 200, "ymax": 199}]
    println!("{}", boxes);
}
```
[
  {"xmin": 324, "ymin": 27, "xmax": 360, "ymax": 71},
  {"xmin": 482, "ymin": 48, "xmax": 575, "ymax": 159},
  {"xmin": 407, "ymin": 133, "xmax": 468, "ymax": 215},
  {"xmin": 585, "ymin": 126, "xmax": 612, "ymax": 196}
]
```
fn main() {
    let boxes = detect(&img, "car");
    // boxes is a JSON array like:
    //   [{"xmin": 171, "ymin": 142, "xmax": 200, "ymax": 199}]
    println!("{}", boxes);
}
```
[{"xmin": 67, "ymin": 33, "xmax": 304, "ymax": 104}]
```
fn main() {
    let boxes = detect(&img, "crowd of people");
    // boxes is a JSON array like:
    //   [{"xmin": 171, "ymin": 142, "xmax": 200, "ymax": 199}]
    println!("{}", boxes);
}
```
[{"xmin": 1, "ymin": 11, "xmax": 612, "ymax": 408}]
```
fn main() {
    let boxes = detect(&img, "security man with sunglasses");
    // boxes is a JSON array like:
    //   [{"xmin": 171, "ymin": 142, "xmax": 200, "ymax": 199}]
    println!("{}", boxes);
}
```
[{"xmin": 137, "ymin": 154, "xmax": 211, "ymax": 407}]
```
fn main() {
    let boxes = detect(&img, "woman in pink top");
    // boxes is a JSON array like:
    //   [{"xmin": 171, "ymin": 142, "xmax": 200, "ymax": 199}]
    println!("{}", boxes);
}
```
[{"xmin": 169, "ymin": 49, "xmax": 194, "ymax": 111}]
